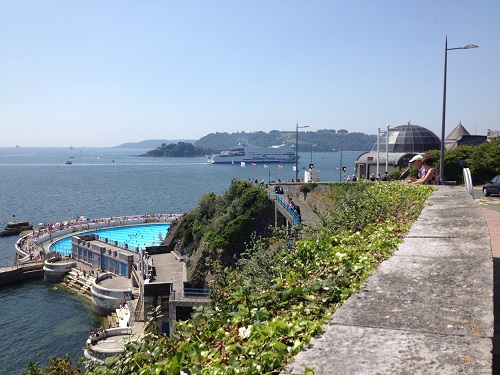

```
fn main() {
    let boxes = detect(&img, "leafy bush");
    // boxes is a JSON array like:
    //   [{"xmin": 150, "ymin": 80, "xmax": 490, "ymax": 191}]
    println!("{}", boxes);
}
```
[
  {"xmin": 423, "ymin": 137, "xmax": 500, "ymax": 184},
  {"xmin": 299, "ymin": 182, "xmax": 317, "ymax": 194},
  {"xmin": 174, "ymin": 182, "xmax": 270, "ymax": 252}
]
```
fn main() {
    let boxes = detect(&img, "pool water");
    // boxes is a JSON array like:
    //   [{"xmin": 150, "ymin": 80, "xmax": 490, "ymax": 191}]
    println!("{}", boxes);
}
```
[{"xmin": 49, "ymin": 223, "xmax": 170, "ymax": 255}]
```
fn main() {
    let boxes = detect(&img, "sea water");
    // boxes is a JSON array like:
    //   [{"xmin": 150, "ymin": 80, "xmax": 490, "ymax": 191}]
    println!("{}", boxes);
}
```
[{"xmin": 0, "ymin": 146, "xmax": 360, "ymax": 373}]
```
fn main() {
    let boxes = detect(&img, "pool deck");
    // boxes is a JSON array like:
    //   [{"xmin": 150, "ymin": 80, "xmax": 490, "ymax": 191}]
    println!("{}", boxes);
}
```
[
  {"xmin": 15, "ymin": 214, "xmax": 181, "ymax": 264},
  {"xmin": 31, "ymin": 214, "xmax": 185, "ymax": 294},
  {"xmin": 89, "ymin": 321, "xmax": 145, "ymax": 351},
  {"xmin": 147, "ymin": 252, "xmax": 184, "ymax": 292},
  {"xmin": 98, "ymin": 275, "xmax": 135, "ymax": 290}
]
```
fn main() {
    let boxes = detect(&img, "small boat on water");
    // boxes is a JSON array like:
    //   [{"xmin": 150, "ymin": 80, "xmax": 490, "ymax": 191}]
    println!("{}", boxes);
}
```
[{"xmin": 65, "ymin": 160, "xmax": 73, "ymax": 165}]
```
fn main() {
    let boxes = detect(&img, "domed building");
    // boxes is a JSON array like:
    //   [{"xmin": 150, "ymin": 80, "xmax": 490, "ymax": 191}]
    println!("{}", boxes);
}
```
[{"xmin": 355, "ymin": 122, "xmax": 441, "ymax": 179}]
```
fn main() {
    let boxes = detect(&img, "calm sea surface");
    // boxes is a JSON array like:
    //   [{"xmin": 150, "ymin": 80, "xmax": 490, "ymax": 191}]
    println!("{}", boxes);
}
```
[{"xmin": 0, "ymin": 146, "xmax": 360, "ymax": 373}]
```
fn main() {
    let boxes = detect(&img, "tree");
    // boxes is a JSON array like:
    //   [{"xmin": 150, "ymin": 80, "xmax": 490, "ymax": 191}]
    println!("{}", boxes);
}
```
[{"xmin": 422, "ymin": 138, "xmax": 500, "ymax": 184}]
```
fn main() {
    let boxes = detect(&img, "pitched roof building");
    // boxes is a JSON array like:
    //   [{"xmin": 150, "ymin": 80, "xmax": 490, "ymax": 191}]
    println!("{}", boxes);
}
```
[{"xmin": 445, "ymin": 122, "xmax": 487, "ymax": 150}]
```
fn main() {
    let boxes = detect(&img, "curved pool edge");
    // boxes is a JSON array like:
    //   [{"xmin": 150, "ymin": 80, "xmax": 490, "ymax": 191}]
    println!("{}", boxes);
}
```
[{"xmin": 14, "ymin": 214, "xmax": 182, "ymax": 265}]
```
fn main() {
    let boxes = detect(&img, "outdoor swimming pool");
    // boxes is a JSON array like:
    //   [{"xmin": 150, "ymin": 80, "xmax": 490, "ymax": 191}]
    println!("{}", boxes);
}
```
[{"xmin": 49, "ymin": 223, "xmax": 170, "ymax": 255}]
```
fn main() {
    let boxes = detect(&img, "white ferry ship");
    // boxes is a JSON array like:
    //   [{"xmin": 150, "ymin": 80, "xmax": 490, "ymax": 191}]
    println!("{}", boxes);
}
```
[{"xmin": 207, "ymin": 144, "xmax": 299, "ymax": 164}]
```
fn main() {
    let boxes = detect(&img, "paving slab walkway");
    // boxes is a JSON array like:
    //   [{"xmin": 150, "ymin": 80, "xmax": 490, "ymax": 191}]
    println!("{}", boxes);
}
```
[{"xmin": 282, "ymin": 186, "xmax": 493, "ymax": 374}]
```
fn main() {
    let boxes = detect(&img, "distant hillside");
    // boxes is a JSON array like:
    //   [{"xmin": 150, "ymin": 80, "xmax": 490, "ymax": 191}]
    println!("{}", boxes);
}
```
[
  {"xmin": 115, "ymin": 139, "xmax": 196, "ymax": 149},
  {"xmin": 194, "ymin": 130, "xmax": 376, "ymax": 151},
  {"xmin": 137, "ymin": 130, "xmax": 377, "ymax": 157}
]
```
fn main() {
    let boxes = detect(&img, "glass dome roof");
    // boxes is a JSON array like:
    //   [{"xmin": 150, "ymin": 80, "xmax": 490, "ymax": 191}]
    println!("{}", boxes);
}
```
[{"xmin": 372, "ymin": 123, "xmax": 441, "ymax": 153}]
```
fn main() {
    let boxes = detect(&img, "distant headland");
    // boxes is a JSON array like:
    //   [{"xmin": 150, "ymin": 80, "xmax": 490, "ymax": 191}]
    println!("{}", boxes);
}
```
[{"xmin": 119, "ymin": 129, "xmax": 377, "ymax": 155}]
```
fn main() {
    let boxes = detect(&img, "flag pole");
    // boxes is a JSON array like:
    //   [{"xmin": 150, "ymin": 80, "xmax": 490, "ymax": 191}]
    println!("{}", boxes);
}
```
[{"xmin": 339, "ymin": 147, "xmax": 342, "ymax": 182}]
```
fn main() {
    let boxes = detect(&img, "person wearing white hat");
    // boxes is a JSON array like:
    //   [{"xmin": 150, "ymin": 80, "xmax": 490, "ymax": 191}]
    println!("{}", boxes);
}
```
[
  {"xmin": 407, "ymin": 154, "xmax": 426, "ymax": 183},
  {"xmin": 409, "ymin": 154, "xmax": 423, "ymax": 163},
  {"xmin": 408, "ymin": 156, "xmax": 441, "ymax": 185}
]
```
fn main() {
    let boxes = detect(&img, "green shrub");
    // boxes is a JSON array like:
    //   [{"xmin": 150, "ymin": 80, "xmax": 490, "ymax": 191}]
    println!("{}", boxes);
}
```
[{"xmin": 299, "ymin": 182, "xmax": 317, "ymax": 194}]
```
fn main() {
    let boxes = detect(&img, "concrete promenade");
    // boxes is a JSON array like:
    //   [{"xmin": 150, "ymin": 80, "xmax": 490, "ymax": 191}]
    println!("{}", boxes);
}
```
[
  {"xmin": 283, "ymin": 186, "xmax": 494, "ymax": 374},
  {"xmin": 481, "ymin": 207, "xmax": 500, "ymax": 373}
]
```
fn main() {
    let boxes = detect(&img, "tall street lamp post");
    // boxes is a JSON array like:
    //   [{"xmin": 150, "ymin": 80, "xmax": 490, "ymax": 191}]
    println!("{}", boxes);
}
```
[
  {"xmin": 440, "ymin": 36, "xmax": 478, "ymax": 181},
  {"xmin": 295, "ymin": 123, "xmax": 309, "ymax": 181},
  {"xmin": 310, "ymin": 144, "xmax": 317, "ymax": 166}
]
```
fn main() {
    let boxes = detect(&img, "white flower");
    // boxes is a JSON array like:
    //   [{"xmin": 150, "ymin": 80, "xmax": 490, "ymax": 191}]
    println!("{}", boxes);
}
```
[{"xmin": 238, "ymin": 325, "xmax": 252, "ymax": 339}]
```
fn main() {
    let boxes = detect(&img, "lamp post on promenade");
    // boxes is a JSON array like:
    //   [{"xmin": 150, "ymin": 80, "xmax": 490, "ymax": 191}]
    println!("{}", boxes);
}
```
[
  {"xmin": 310, "ymin": 144, "xmax": 317, "ymax": 166},
  {"xmin": 295, "ymin": 123, "xmax": 309, "ymax": 181},
  {"xmin": 385, "ymin": 124, "xmax": 390, "ymax": 174},
  {"xmin": 376, "ymin": 127, "xmax": 380, "ymax": 178},
  {"xmin": 440, "ymin": 37, "xmax": 478, "ymax": 181}
]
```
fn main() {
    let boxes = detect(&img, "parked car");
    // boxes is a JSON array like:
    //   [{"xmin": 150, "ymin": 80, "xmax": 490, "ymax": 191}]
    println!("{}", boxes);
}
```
[{"xmin": 483, "ymin": 175, "xmax": 500, "ymax": 196}]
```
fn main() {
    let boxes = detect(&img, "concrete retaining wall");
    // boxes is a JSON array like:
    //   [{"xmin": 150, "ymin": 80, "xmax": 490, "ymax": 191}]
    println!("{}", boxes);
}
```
[
  {"xmin": 43, "ymin": 258, "xmax": 76, "ymax": 282},
  {"xmin": 0, "ymin": 263, "xmax": 44, "ymax": 286},
  {"xmin": 91, "ymin": 276, "xmax": 133, "ymax": 315}
]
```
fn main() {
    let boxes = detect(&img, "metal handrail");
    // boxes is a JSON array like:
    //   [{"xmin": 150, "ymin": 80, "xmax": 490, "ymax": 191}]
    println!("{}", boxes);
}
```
[
  {"xmin": 463, "ymin": 167, "xmax": 473, "ymax": 196},
  {"xmin": 183, "ymin": 287, "xmax": 211, "ymax": 298},
  {"xmin": 133, "ymin": 287, "xmax": 144, "ymax": 323},
  {"xmin": 275, "ymin": 195, "xmax": 301, "ymax": 226}
]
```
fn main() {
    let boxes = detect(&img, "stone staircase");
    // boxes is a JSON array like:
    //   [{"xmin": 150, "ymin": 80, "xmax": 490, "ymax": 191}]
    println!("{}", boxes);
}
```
[
  {"xmin": 106, "ymin": 312, "xmax": 119, "ymax": 329},
  {"xmin": 63, "ymin": 268, "xmax": 93, "ymax": 300},
  {"xmin": 104, "ymin": 305, "xmax": 131, "ymax": 329}
]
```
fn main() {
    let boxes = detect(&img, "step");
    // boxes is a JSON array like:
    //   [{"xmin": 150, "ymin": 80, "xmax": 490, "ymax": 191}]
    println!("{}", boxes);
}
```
[
  {"xmin": 78, "ymin": 285, "xmax": 90, "ymax": 296},
  {"xmin": 111, "ymin": 312, "xmax": 119, "ymax": 326}
]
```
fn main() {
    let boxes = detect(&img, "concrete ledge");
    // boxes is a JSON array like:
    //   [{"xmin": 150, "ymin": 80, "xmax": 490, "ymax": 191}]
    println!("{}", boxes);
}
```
[
  {"xmin": 282, "ymin": 186, "xmax": 493, "ymax": 374},
  {"xmin": 289, "ymin": 325, "xmax": 490, "ymax": 374},
  {"xmin": 0, "ymin": 263, "xmax": 44, "ymax": 286},
  {"xmin": 43, "ymin": 258, "xmax": 76, "ymax": 282}
]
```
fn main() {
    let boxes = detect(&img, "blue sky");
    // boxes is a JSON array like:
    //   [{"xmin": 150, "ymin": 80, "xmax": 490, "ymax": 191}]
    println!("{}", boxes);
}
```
[{"xmin": 1, "ymin": 1, "xmax": 498, "ymax": 147}]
